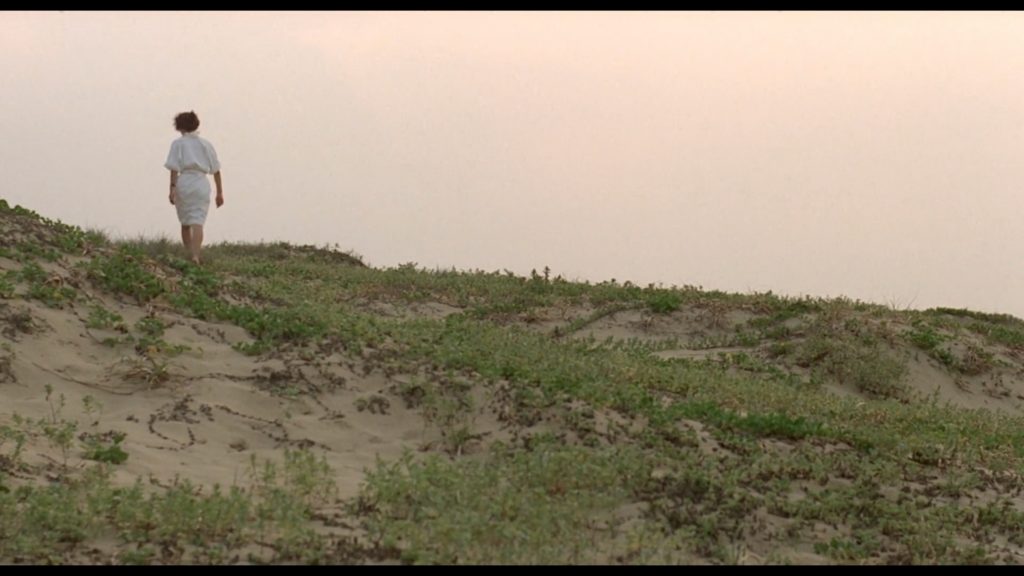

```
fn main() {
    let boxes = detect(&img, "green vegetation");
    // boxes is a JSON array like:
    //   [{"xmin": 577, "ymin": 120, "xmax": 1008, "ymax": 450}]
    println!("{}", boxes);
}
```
[{"xmin": 2, "ymin": 198, "xmax": 1024, "ymax": 564}]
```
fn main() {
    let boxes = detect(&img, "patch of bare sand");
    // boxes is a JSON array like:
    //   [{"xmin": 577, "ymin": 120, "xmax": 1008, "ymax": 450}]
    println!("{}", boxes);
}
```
[
  {"xmin": 653, "ymin": 347, "xmax": 754, "ymax": 361},
  {"xmin": 816, "ymin": 345, "xmax": 1024, "ymax": 416},
  {"xmin": 574, "ymin": 307, "xmax": 751, "ymax": 344},
  {"xmin": 0, "ymin": 295, "xmax": 439, "ymax": 501},
  {"xmin": 554, "ymin": 299, "xmax": 1024, "ymax": 417},
  {"xmin": 356, "ymin": 299, "xmax": 462, "ymax": 322},
  {"xmin": 899, "ymin": 355, "xmax": 1024, "ymax": 414}
]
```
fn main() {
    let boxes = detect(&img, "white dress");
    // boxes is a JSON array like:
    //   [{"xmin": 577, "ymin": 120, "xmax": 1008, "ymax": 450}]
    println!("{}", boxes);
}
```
[{"xmin": 164, "ymin": 133, "xmax": 221, "ymax": 226}]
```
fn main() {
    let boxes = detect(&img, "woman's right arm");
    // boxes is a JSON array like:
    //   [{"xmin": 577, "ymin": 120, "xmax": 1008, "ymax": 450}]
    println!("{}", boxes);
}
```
[
  {"xmin": 166, "ymin": 139, "xmax": 180, "ymax": 205},
  {"xmin": 169, "ymin": 170, "xmax": 178, "ymax": 205}
]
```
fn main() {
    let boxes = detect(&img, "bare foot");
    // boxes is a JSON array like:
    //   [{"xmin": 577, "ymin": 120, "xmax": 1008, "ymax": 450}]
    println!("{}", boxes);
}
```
[{"xmin": 191, "ymin": 256, "xmax": 202, "ymax": 266}]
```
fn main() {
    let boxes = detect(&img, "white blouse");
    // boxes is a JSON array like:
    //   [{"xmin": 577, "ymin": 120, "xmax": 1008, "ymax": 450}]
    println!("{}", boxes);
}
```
[{"xmin": 165, "ymin": 132, "xmax": 221, "ymax": 174}]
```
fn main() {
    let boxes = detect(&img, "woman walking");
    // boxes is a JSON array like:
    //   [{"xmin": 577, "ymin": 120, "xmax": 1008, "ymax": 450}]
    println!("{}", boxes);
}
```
[{"xmin": 164, "ymin": 110, "xmax": 223, "ymax": 264}]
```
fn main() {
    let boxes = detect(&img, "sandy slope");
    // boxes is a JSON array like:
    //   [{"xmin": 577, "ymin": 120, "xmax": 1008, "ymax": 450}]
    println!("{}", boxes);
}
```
[{"xmin": 6, "ymin": 253, "xmax": 1024, "ymax": 500}]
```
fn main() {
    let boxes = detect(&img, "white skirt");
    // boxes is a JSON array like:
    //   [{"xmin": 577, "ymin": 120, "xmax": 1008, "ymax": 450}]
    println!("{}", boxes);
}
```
[{"xmin": 175, "ymin": 172, "xmax": 211, "ymax": 226}]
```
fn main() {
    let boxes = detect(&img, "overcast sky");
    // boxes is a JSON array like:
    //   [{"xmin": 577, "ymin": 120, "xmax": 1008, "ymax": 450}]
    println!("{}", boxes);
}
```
[{"xmin": 4, "ymin": 11, "xmax": 1024, "ymax": 316}]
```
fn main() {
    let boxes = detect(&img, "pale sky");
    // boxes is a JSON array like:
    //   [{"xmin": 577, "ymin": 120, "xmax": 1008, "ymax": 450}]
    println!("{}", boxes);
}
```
[{"xmin": 3, "ymin": 11, "xmax": 1024, "ymax": 316}]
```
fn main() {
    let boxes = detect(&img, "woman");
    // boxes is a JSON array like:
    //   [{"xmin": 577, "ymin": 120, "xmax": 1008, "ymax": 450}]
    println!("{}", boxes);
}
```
[{"xmin": 164, "ymin": 111, "xmax": 223, "ymax": 265}]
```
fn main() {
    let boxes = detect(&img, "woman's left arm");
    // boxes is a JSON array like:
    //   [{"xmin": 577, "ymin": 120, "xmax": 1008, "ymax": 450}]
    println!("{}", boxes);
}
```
[{"xmin": 214, "ymin": 171, "xmax": 224, "ymax": 207}]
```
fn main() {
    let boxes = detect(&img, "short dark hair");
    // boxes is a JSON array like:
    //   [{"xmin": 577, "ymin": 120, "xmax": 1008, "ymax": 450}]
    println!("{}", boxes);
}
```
[{"xmin": 174, "ymin": 111, "xmax": 200, "ymax": 133}]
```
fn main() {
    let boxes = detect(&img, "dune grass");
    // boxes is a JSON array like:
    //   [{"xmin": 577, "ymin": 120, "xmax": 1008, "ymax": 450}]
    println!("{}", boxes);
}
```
[{"xmin": 3, "ymin": 198, "xmax": 1024, "ymax": 564}]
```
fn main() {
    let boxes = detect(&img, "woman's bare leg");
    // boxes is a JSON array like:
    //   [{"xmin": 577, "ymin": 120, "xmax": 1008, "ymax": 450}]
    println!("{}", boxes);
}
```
[
  {"xmin": 190, "ymin": 225, "xmax": 204, "ymax": 263},
  {"xmin": 180, "ymin": 225, "xmax": 192, "ymax": 254}
]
